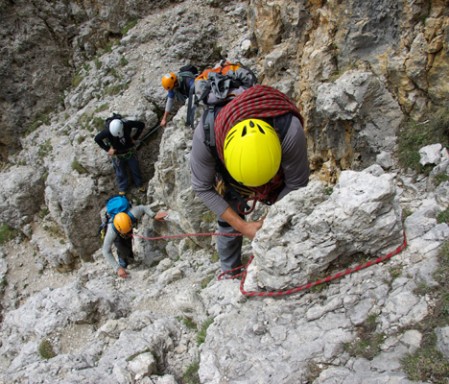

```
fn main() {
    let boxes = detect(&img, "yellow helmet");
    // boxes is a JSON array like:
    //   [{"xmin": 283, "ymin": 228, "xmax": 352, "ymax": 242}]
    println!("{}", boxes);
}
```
[
  {"xmin": 223, "ymin": 118, "xmax": 282, "ymax": 187},
  {"xmin": 161, "ymin": 72, "xmax": 177, "ymax": 90},
  {"xmin": 113, "ymin": 212, "xmax": 133, "ymax": 234}
]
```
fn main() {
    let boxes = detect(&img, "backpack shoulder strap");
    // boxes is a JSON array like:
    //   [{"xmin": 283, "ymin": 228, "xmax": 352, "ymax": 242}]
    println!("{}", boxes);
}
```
[
  {"xmin": 178, "ymin": 71, "xmax": 196, "ymax": 78},
  {"xmin": 202, "ymin": 105, "xmax": 236, "ymax": 185},
  {"xmin": 186, "ymin": 84, "xmax": 197, "ymax": 128},
  {"xmin": 265, "ymin": 113, "xmax": 293, "ymax": 141},
  {"xmin": 203, "ymin": 105, "xmax": 217, "ymax": 149},
  {"xmin": 126, "ymin": 209, "xmax": 137, "ymax": 224}
]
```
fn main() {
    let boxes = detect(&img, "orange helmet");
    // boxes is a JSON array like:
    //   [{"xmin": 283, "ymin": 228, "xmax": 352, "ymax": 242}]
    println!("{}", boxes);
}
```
[
  {"xmin": 113, "ymin": 212, "xmax": 133, "ymax": 234},
  {"xmin": 161, "ymin": 72, "xmax": 177, "ymax": 90}
]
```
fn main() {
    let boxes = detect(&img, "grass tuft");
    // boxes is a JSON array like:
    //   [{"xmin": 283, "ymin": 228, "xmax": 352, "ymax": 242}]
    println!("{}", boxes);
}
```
[
  {"xmin": 401, "ymin": 242, "xmax": 449, "ymax": 383},
  {"xmin": 197, "ymin": 318, "xmax": 213, "ymax": 345},
  {"xmin": 182, "ymin": 360, "xmax": 200, "ymax": 384},
  {"xmin": 343, "ymin": 313, "xmax": 384, "ymax": 360},
  {"xmin": 397, "ymin": 111, "xmax": 449, "ymax": 173},
  {"xmin": 38, "ymin": 339, "xmax": 56, "ymax": 360},
  {"xmin": 0, "ymin": 224, "xmax": 19, "ymax": 245}
]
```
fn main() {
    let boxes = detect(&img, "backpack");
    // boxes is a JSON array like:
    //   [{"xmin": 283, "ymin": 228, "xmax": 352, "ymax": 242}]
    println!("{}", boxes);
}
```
[
  {"xmin": 194, "ymin": 60, "xmax": 257, "ymax": 104},
  {"xmin": 98, "ymin": 195, "xmax": 136, "ymax": 238},
  {"xmin": 176, "ymin": 64, "xmax": 198, "ymax": 96},
  {"xmin": 179, "ymin": 64, "xmax": 198, "ymax": 76},
  {"xmin": 186, "ymin": 60, "xmax": 257, "ymax": 128},
  {"xmin": 104, "ymin": 112, "xmax": 123, "ymax": 130}
]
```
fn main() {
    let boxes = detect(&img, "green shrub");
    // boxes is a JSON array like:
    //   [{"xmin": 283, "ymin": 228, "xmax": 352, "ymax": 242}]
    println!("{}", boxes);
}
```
[
  {"xmin": 71, "ymin": 72, "xmax": 84, "ymax": 88},
  {"xmin": 397, "ymin": 111, "xmax": 449, "ymax": 173},
  {"xmin": 210, "ymin": 251, "xmax": 219, "ymax": 263},
  {"xmin": 200, "ymin": 274, "xmax": 215, "ymax": 289},
  {"xmin": 38, "ymin": 139, "xmax": 52, "ymax": 158},
  {"xmin": 201, "ymin": 211, "xmax": 216, "ymax": 223},
  {"xmin": 433, "ymin": 173, "xmax": 449, "ymax": 186},
  {"xmin": 121, "ymin": 19, "xmax": 138, "ymax": 35},
  {"xmin": 343, "ymin": 314, "xmax": 384, "ymax": 360},
  {"xmin": 182, "ymin": 361, "xmax": 200, "ymax": 384},
  {"xmin": 401, "ymin": 242, "xmax": 449, "ymax": 383},
  {"xmin": 120, "ymin": 56, "xmax": 129, "ymax": 67},
  {"xmin": 94, "ymin": 58, "xmax": 102, "ymax": 70},
  {"xmin": 177, "ymin": 316, "xmax": 197, "ymax": 330},
  {"xmin": 93, "ymin": 116, "xmax": 105, "ymax": 132},
  {"xmin": 104, "ymin": 83, "xmax": 127, "ymax": 96},
  {"xmin": 401, "ymin": 334, "xmax": 449, "ymax": 383},
  {"xmin": 25, "ymin": 112, "xmax": 51, "ymax": 135},
  {"xmin": 0, "ymin": 224, "xmax": 19, "ymax": 244},
  {"xmin": 197, "ymin": 318, "xmax": 213, "ymax": 345},
  {"xmin": 71, "ymin": 159, "xmax": 88, "ymax": 174},
  {"xmin": 437, "ymin": 207, "xmax": 449, "ymax": 225},
  {"xmin": 95, "ymin": 103, "xmax": 109, "ymax": 113},
  {"xmin": 38, "ymin": 339, "xmax": 56, "ymax": 360}
]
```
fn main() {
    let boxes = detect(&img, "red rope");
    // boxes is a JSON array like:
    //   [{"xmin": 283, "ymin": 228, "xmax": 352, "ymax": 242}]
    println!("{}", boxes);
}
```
[
  {"xmin": 134, "ymin": 229, "xmax": 408, "ymax": 298},
  {"xmin": 132, "ymin": 232, "xmax": 242, "ymax": 241},
  {"xmin": 220, "ymin": 231, "xmax": 408, "ymax": 298}
]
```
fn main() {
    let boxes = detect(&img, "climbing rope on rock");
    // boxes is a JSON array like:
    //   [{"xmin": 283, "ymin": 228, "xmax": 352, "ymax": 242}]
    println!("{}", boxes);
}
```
[
  {"xmin": 221, "ymin": 231, "xmax": 408, "ymax": 298},
  {"xmin": 132, "ymin": 231, "xmax": 242, "ymax": 241},
  {"xmin": 133, "ymin": 229, "xmax": 407, "ymax": 298}
]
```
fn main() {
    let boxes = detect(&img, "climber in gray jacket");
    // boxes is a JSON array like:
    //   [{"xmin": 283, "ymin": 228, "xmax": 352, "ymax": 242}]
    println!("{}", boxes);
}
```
[
  {"xmin": 190, "ymin": 85, "xmax": 309, "ymax": 274},
  {"xmin": 102, "ymin": 205, "xmax": 167, "ymax": 278}
]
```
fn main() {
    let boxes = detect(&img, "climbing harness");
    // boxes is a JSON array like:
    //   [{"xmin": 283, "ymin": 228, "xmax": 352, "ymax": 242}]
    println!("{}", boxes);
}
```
[
  {"xmin": 133, "ymin": 230, "xmax": 408, "ymax": 298},
  {"xmin": 115, "ymin": 150, "xmax": 136, "ymax": 160}
]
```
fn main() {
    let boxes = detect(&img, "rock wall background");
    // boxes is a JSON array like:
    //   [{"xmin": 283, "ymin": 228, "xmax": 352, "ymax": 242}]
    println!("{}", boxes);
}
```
[{"xmin": 0, "ymin": 0, "xmax": 449, "ymax": 383}]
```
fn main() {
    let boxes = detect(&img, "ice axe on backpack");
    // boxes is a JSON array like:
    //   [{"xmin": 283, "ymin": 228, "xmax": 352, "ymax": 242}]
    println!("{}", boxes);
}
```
[{"xmin": 135, "ymin": 123, "xmax": 160, "ymax": 149}]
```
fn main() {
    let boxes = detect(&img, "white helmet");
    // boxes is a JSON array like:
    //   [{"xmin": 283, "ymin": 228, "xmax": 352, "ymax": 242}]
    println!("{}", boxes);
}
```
[{"xmin": 109, "ymin": 119, "xmax": 124, "ymax": 138}]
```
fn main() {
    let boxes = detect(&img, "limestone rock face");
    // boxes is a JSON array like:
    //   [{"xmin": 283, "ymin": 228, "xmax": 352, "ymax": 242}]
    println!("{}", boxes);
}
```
[
  {"xmin": 314, "ymin": 71, "xmax": 403, "ymax": 170},
  {"xmin": 0, "ymin": 165, "xmax": 45, "ymax": 228},
  {"xmin": 1, "ymin": 1, "xmax": 449, "ymax": 384},
  {"xmin": 251, "ymin": 166, "xmax": 404, "ymax": 290}
]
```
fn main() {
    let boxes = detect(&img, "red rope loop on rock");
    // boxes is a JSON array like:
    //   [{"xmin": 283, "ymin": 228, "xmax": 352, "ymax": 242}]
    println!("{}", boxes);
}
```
[
  {"xmin": 220, "ymin": 232, "xmax": 408, "ymax": 298},
  {"xmin": 134, "ymin": 229, "xmax": 408, "ymax": 298}
]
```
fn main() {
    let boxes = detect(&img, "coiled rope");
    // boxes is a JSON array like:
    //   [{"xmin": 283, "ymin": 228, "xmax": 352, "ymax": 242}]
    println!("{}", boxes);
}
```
[{"xmin": 133, "ymin": 230, "xmax": 407, "ymax": 298}]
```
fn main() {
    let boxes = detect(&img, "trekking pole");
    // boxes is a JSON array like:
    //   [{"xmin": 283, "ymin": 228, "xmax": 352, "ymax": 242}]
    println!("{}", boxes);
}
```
[{"xmin": 136, "ymin": 123, "xmax": 160, "ymax": 149}]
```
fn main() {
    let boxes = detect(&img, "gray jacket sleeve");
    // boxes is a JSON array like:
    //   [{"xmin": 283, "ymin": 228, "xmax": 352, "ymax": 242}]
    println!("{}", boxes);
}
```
[
  {"xmin": 165, "ymin": 97, "xmax": 174, "ymax": 113},
  {"xmin": 102, "ymin": 226, "xmax": 120, "ymax": 272},
  {"xmin": 190, "ymin": 118, "xmax": 230, "ymax": 217},
  {"xmin": 277, "ymin": 116, "xmax": 309, "ymax": 200},
  {"xmin": 129, "ymin": 205, "xmax": 154, "ymax": 220}
]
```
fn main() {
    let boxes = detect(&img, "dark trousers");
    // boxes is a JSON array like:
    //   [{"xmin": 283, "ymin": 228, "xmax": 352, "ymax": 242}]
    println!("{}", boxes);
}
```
[
  {"xmin": 216, "ymin": 195, "xmax": 245, "ymax": 272},
  {"xmin": 114, "ymin": 235, "xmax": 134, "ymax": 268},
  {"xmin": 112, "ymin": 153, "xmax": 143, "ymax": 192}
]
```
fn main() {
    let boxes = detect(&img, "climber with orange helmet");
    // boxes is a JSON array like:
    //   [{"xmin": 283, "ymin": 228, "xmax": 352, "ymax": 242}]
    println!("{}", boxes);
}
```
[
  {"xmin": 160, "ymin": 65, "xmax": 197, "ymax": 127},
  {"xmin": 102, "ymin": 205, "xmax": 167, "ymax": 278},
  {"xmin": 190, "ymin": 84, "xmax": 309, "ymax": 274},
  {"xmin": 94, "ymin": 114, "xmax": 146, "ymax": 195}
]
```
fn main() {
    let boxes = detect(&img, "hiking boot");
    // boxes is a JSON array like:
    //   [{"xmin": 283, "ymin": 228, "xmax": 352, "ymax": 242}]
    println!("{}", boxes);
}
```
[{"xmin": 138, "ymin": 187, "xmax": 146, "ymax": 193}]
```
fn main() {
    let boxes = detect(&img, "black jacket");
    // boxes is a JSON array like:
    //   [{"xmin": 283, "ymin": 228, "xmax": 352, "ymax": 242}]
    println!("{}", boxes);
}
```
[{"xmin": 94, "ymin": 119, "xmax": 144, "ymax": 154}]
